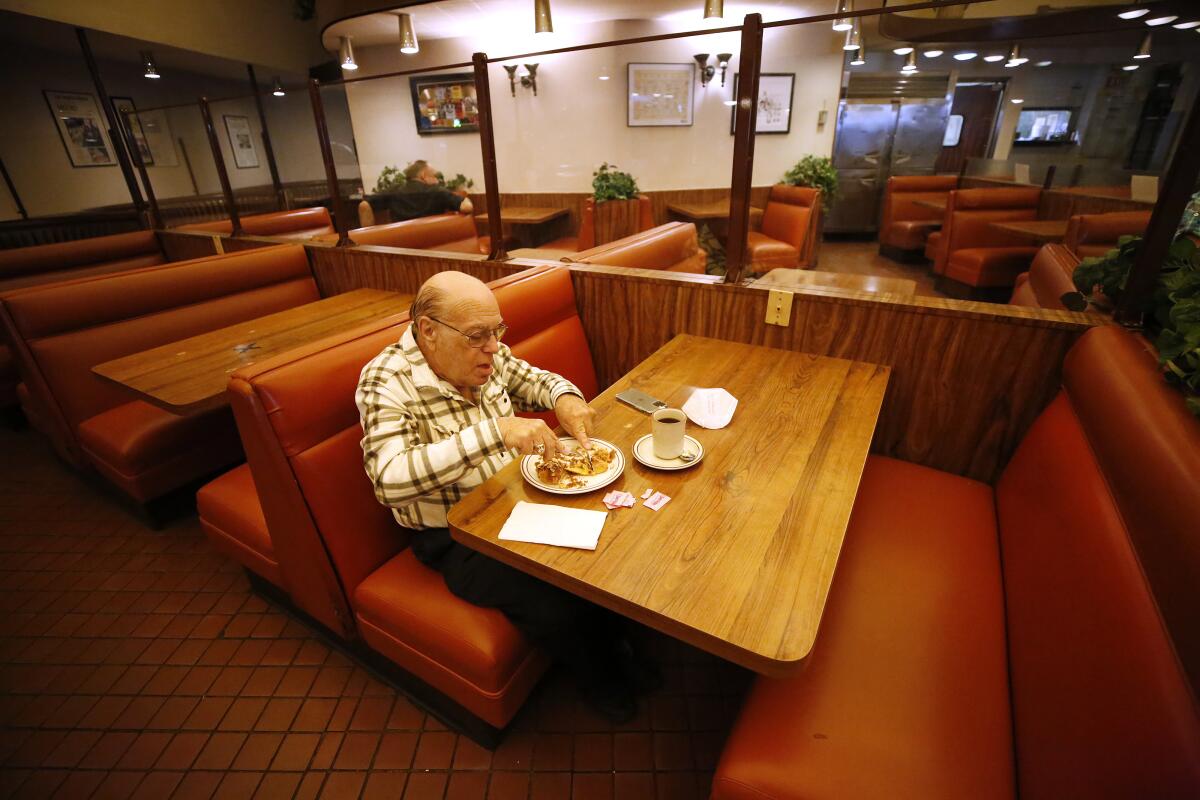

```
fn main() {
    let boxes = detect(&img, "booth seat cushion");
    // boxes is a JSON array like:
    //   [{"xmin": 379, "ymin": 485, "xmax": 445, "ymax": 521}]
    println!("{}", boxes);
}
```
[
  {"xmin": 197, "ymin": 464, "xmax": 281, "ymax": 587},
  {"xmin": 746, "ymin": 232, "xmax": 800, "ymax": 271},
  {"xmin": 344, "ymin": 215, "xmax": 486, "ymax": 254},
  {"xmin": 178, "ymin": 208, "xmax": 333, "ymax": 238},
  {"xmin": 0, "ymin": 252, "xmax": 166, "ymax": 294},
  {"xmin": 712, "ymin": 455, "xmax": 1013, "ymax": 800},
  {"xmin": 76, "ymin": 401, "xmax": 243, "ymax": 502},
  {"xmin": 0, "ymin": 345, "xmax": 15, "ymax": 407},
  {"xmin": 944, "ymin": 247, "xmax": 1039, "ymax": 288},
  {"xmin": 885, "ymin": 220, "xmax": 940, "ymax": 251},
  {"xmin": 0, "ymin": 230, "xmax": 161, "ymax": 281},
  {"xmin": 569, "ymin": 223, "xmax": 705, "ymax": 273},
  {"xmin": 924, "ymin": 231, "xmax": 942, "ymax": 261},
  {"xmin": 1009, "ymin": 244, "xmax": 1080, "ymax": 310}
]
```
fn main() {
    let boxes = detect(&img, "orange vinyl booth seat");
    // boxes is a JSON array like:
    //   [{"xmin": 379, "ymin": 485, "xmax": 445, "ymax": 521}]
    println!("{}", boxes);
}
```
[
  {"xmin": 1064, "ymin": 210, "xmax": 1152, "ymax": 258},
  {"xmin": 933, "ymin": 187, "xmax": 1042, "ymax": 290},
  {"xmin": 563, "ymin": 222, "xmax": 706, "ymax": 273},
  {"xmin": 338, "ymin": 213, "xmax": 490, "ymax": 255},
  {"xmin": 1009, "ymin": 243, "xmax": 1081, "ymax": 310},
  {"xmin": 0, "ymin": 245, "xmax": 319, "ymax": 504},
  {"xmin": 202, "ymin": 266, "xmax": 596, "ymax": 732},
  {"xmin": 878, "ymin": 175, "xmax": 957, "ymax": 256},
  {"xmin": 746, "ymin": 185, "xmax": 822, "ymax": 273},
  {"xmin": 711, "ymin": 324, "xmax": 1200, "ymax": 800},
  {"xmin": 176, "ymin": 207, "xmax": 335, "ymax": 240}
]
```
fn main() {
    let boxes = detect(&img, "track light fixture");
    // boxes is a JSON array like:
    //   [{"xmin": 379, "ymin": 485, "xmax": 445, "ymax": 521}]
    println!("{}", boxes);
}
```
[
  {"xmin": 534, "ymin": 0, "xmax": 554, "ymax": 34},
  {"xmin": 983, "ymin": 54, "xmax": 1006, "ymax": 62},
  {"xmin": 833, "ymin": 0, "xmax": 853, "ymax": 32},
  {"xmin": 901, "ymin": 51, "xmax": 918, "ymax": 73},
  {"xmin": 893, "ymin": 45, "xmax": 913, "ymax": 55},
  {"xmin": 1117, "ymin": 5, "xmax": 1149, "ymax": 20},
  {"xmin": 850, "ymin": 40, "xmax": 866, "ymax": 66},
  {"xmin": 398, "ymin": 13, "xmax": 419, "ymax": 54},
  {"xmin": 1005, "ymin": 43, "xmax": 1027, "ymax": 67},
  {"xmin": 338, "ymin": 37, "xmax": 357, "ymax": 70},
  {"xmin": 1144, "ymin": 15, "xmax": 1177, "ymax": 26},
  {"xmin": 141, "ymin": 50, "xmax": 160, "ymax": 79},
  {"xmin": 703, "ymin": 0, "xmax": 723, "ymax": 19},
  {"xmin": 271, "ymin": 77, "xmax": 285, "ymax": 96},
  {"xmin": 1134, "ymin": 32, "xmax": 1152, "ymax": 59},
  {"xmin": 953, "ymin": 52, "xmax": 978, "ymax": 61},
  {"xmin": 843, "ymin": 21, "xmax": 861, "ymax": 51}
]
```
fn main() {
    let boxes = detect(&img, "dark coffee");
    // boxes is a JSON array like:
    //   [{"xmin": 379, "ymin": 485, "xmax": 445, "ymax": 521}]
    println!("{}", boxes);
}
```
[{"xmin": 659, "ymin": 418, "xmax": 681, "ymax": 424}]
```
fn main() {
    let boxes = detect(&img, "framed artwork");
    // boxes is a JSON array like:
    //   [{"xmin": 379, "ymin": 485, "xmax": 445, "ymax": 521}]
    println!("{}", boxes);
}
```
[
  {"xmin": 136, "ymin": 108, "xmax": 179, "ymax": 167},
  {"xmin": 111, "ymin": 96, "xmax": 154, "ymax": 166},
  {"xmin": 730, "ymin": 73, "xmax": 795, "ymax": 135},
  {"xmin": 43, "ymin": 90, "xmax": 116, "ymax": 167},
  {"xmin": 627, "ymin": 63, "xmax": 695, "ymax": 127},
  {"xmin": 223, "ymin": 115, "xmax": 259, "ymax": 169},
  {"xmin": 410, "ymin": 73, "xmax": 480, "ymax": 135}
]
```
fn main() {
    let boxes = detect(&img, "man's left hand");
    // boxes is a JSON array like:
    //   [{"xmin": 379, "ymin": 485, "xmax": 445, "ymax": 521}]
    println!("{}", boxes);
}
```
[{"xmin": 555, "ymin": 394, "xmax": 596, "ymax": 448}]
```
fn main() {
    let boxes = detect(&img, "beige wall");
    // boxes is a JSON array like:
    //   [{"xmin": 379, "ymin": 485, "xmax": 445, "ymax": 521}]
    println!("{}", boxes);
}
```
[
  {"xmin": 344, "ymin": 19, "xmax": 844, "ymax": 195},
  {"xmin": 0, "ymin": 0, "xmax": 324, "ymax": 74}
]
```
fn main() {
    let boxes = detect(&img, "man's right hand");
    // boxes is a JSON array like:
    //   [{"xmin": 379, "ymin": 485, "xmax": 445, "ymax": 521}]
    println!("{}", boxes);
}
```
[
  {"xmin": 458, "ymin": 197, "xmax": 474, "ymax": 215},
  {"xmin": 497, "ymin": 417, "xmax": 561, "ymax": 456}
]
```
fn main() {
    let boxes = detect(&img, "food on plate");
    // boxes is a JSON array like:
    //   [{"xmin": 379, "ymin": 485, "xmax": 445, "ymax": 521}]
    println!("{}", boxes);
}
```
[{"xmin": 535, "ymin": 444, "xmax": 615, "ymax": 487}]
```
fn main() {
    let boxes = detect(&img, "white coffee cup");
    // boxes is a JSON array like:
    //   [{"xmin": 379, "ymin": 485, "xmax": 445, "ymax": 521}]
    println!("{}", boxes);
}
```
[{"xmin": 652, "ymin": 408, "xmax": 687, "ymax": 459}]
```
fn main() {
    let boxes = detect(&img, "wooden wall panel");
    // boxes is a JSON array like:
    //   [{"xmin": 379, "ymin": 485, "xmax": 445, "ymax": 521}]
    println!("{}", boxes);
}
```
[
  {"xmin": 157, "ymin": 231, "xmax": 219, "ymax": 262},
  {"xmin": 306, "ymin": 244, "xmax": 527, "ymax": 297}
]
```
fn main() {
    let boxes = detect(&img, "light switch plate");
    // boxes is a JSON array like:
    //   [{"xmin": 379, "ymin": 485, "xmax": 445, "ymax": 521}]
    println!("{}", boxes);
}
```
[{"xmin": 765, "ymin": 289, "xmax": 793, "ymax": 326}]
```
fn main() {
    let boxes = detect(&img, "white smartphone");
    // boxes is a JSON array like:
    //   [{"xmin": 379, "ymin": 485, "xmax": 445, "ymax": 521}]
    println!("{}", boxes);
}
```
[{"xmin": 616, "ymin": 389, "xmax": 668, "ymax": 415}]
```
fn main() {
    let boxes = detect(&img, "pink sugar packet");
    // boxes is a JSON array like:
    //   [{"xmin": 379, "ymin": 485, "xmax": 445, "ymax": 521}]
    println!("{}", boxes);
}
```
[
  {"xmin": 640, "ymin": 489, "xmax": 653, "ymax": 500},
  {"xmin": 603, "ymin": 490, "xmax": 636, "ymax": 510},
  {"xmin": 644, "ymin": 491, "xmax": 671, "ymax": 511}
]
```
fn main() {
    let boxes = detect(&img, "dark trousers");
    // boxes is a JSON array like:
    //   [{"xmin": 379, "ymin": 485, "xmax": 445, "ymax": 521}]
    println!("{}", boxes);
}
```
[{"xmin": 412, "ymin": 528, "xmax": 625, "ymax": 682}]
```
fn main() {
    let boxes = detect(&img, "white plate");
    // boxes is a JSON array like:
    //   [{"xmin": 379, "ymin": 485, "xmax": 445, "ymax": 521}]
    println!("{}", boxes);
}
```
[
  {"xmin": 631, "ymin": 434, "xmax": 705, "ymax": 470},
  {"xmin": 520, "ymin": 437, "xmax": 625, "ymax": 495}
]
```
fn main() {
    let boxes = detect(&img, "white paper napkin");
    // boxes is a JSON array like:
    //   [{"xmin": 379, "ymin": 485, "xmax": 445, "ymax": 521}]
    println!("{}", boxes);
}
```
[
  {"xmin": 498, "ymin": 501, "xmax": 607, "ymax": 550},
  {"xmin": 682, "ymin": 388, "xmax": 738, "ymax": 429}
]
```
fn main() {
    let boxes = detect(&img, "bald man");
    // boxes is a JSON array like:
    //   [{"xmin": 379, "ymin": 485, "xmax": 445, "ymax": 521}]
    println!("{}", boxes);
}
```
[{"xmin": 355, "ymin": 271, "xmax": 651, "ymax": 722}]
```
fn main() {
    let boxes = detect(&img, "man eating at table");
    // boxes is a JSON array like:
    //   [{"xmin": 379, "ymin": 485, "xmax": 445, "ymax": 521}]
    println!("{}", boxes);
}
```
[{"xmin": 355, "ymin": 271, "xmax": 655, "ymax": 722}]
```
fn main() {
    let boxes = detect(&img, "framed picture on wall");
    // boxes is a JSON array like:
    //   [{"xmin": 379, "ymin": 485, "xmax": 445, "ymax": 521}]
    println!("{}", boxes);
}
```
[
  {"xmin": 409, "ymin": 73, "xmax": 480, "ymax": 135},
  {"xmin": 135, "ymin": 108, "xmax": 179, "ymax": 167},
  {"xmin": 730, "ymin": 73, "xmax": 795, "ymax": 135},
  {"xmin": 627, "ymin": 63, "xmax": 695, "ymax": 127},
  {"xmin": 223, "ymin": 114, "xmax": 259, "ymax": 169},
  {"xmin": 110, "ymin": 97, "xmax": 154, "ymax": 166},
  {"xmin": 43, "ymin": 90, "xmax": 116, "ymax": 167}
]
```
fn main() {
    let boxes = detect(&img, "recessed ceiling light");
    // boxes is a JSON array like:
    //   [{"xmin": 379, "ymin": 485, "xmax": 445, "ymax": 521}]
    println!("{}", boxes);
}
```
[
  {"xmin": 923, "ymin": 49, "xmax": 943, "ymax": 58},
  {"xmin": 953, "ymin": 52, "xmax": 978, "ymax": 61},
  {"xmin": 1123, "ymin": 64, "xmax": 1140, "ymax": 71},
  {"xmin": 1011, "ymin": 98, "xmax": 1024, "ymax": 104},
  {"xmin": 1118, "ymin": 8, "xmax": 1150, "ymax": 20},
  {"xmin": 1036, "ymin": 61, "xmax": 1052, "ymax": 67},
  {"xmin": 1145, "ymin": 15, "xmax": 1177, "ymax": 26},
  {"xmin": 893, "ymin": 46, "xmax": 913, "ymax": 55},
  {"xmin": 983, "ymin": 54, "xmax": 1005, "ymax": 62},
  {"xmin": 1173, "ymin": 20, "xmax": 1200, "ymax": 29}
]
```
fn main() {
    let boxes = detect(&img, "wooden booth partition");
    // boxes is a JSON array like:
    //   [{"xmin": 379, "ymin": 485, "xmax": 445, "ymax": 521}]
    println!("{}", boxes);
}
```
[
  {"xmin": 156, "ymin": 230, "xmax": 222, "ymax": 262},
  {"xmin": 1037, "ymin": 189, "xmax": 1154, "ymax": 221},
  {"xmin": 305, "ymin": 243, "xmax": 530, "ymax": 297}
]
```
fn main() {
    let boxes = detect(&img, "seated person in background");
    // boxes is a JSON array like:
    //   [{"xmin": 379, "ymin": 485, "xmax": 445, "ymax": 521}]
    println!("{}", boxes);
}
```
[
  {"xmin": 360, "ymin": 160, "xmax": 474, "ymax": 225},
  {"xmin": 355, "ymin": 271, "xmax": 656, "ymax": 722}
]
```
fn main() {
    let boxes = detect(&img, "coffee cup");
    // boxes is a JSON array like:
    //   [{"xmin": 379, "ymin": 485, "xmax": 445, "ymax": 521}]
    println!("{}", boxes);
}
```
[{"xmin": 651, "ymin": 408, "xmax": 687, "ymax": 459}]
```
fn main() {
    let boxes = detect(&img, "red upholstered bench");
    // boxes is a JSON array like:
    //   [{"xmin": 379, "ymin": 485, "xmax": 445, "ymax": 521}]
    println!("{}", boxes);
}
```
[
  {"xmin": 929, "ymin": 188, "xmax": 1041, "ymax": 291},
  {"xmin": 878, "ymin": 175, "xmax": 957, "ymax": 262},
  {"xmin": 711, "ymin": 325, "xmax": 1200, "ymax": 799},
  {"xmin": 1064, "ymin": 210, "xmax": 1151, "ymax": 259},
  {"xmin": 335, "ymin": 214, "xmax": 491, "ymax": 255},
  {"xmin": 565, "ymin": 222, "xmax": 706, "ymax": 273},
  {"xmin": 0, "ymin": 245, "xmax": 319, "ymax": 508},
  {"xmin": 177, "ymin": 207, "xmax": 335, "ymax": 240},
  {"xmin": 1009, "ymin": 243, "xmax": 1081, "ymax": 310}
]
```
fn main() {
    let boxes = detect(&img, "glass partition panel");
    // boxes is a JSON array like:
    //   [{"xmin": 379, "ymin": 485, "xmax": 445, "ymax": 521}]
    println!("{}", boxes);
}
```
[
  {"xmin": 318, "ymin": 82, "xmax": 364, "ymax": 222},
  {"xmin": 205, "ymin": 94, "xmax": 279, "ymax": 218}
]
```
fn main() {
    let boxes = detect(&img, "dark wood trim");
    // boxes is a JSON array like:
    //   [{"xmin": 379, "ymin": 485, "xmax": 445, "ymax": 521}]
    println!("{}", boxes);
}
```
[
  {"xmin": 247, "ymin": 64, "xmax": 286, "ymax": 210},
  {"xmin": 308, "ymin": 79, "xmax": 352, "ymax": 247},
  {"xmin": 178, "ymin": 137, "xmax": 200, "ymax": 196},
  {"xmin": 114, "ymin": 106, "xmax": 163, "ymax": 230},
  {"xmin": 473, "ymin": 53, "xmax": 506, "ymax": 260},
  {"xmin": 0, "ymin": 157, "xmax": 27, "ymax": 220},
  {"xmin": 724, "ymin": 13, "xmax": 763, "ymax": 285},
  {"xmin": 198, "ymin": 96, "xmax": 242, "ymax": 236}
]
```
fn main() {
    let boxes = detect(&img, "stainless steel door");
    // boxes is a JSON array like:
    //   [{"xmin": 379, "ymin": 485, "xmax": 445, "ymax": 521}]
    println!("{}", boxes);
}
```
[
  {"xmin": 825, "ymin": 169, "xmax": 881, "ymax": 233},
  {"xmin": 892, "ymin": 99, "xmax": 951, "ymax": 175},
  {"xmin": 832, "ymin": 102, "xmax": 898, "ymax": 170}
]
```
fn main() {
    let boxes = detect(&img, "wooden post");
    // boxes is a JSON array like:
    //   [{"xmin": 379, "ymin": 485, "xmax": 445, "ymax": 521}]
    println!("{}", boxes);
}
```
[
  {"xmin": 198, "ymin": 96, "xmax": 242, "ymax": 236},
  {"xmin": 247, "ymin": 64, "xmax": 286, "ymax": 210},
  {"xmin": 115, "ymin": 107, "xmax": 163, "ymax": 229},
  {"xmin": 1116, "ymin": 98, "xmax": 1200, "ymax": 324},
  {"xmin": 308, "ymin": 79, "xmax": 352, "ymax": 246},
  {"xmin": 76, "ymin": 27, "xmax": 147, "ymax": 225},
  {"xmin": 1041, "ymin": 164, "xmax": 1056, "ymax": 190},
  {"xmin": 724, "ymin": 13, "xmax": 764, "ymax": 285},
  {"xmin": 0, "ymin": 157, "xmax": 27, "ymax": 220},
  {"xmin": 473, "ymin": 53, "xmax": 506, "ymax": 260}
]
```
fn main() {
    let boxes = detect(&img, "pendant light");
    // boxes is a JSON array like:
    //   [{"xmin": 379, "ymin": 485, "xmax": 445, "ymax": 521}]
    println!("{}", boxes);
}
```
[
  {"xmin": 398, "ymin": 13, "xmax": 419, "ymax": 54},
  {"xmin": 534, "ymin": 0, "xmax": 554, "ymax": 34},
  {"xmin": 983, "ymin": 54, "xmax": 1006, "ymax": 62},
  {"xmin": 1133, "ymin": 32, "xmax": 1151, "ymax": 59},
  {"xmin": 923, "ymin": 49, "xmax": 944, "ymax": 58},
  {"xmin": 833, "ymin": 0, "xmax": 853, "ymax": 32},
  {"xmin": 1117, "ymin": 4, "xmax": 1149, "ymax": 19},
  {"xmin": 893, "ymin": 45, "xmax": 913, "ymax": 55},
  {"xmin": 271, "ymin": 77, "xmax": 285, "ymax": 96},
  {"xmin": 901, "ymin": 51, "xmax": 918, "ymax": 73},
  {"xmin": 704, "ymin": 0, "xmax": 723, "ymax": 19},
  {"xmin": 141, "ymin": 50, "xmax": 160, "ymax": 79},
  {"xmin": 850, "ymin": 38, "xmax": 866, "ymax": 66},
  {"xmin": 338, "ymin": 36, "xmax": 358, "ymax": 71},
  {"xmin": 1144, "ymin": 15, "xmax": 1177, "ymax": 27},
  {"xmin": 1005, "ymin": 43, "xmax": 1027, "ymax": 67},
  {"xmin": 953, "ymin": 52, "xmax": 978, "ymax": 61},
  {"xmin": 843, "ymin": 20, "xmax": 861, "ymax": 51}
]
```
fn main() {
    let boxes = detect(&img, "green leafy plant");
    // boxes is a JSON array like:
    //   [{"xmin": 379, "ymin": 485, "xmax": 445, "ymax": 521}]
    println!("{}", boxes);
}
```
[
  {"xmin": 1072, "ymin": 235, "xmax": 1200, "ymax": 416},
  {"xmin": 782, "ymin": 155, "xmax": 838, "ymax": 211},
  {"xmin": 443, "ymin": 173, "xmax": 475, "ymax": 192},
  {"xmin": 373, "ymin": 165, "xmax": 404, "ymax": 193},
  {"xmin": 592, "ymin": 163, "xmax": 640, "ymax": 203}
]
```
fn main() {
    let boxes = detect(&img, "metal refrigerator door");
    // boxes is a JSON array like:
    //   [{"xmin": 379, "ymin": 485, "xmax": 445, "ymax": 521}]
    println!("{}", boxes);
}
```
[
  {"xmin": 891, "ymin": 98, "xmax": 951, "ymax": 175},
  {"xmin": 832, "ymin": 102, "xmax": 899, "ymax": 170},
  {"xmin": 825, "ymin": 168, "xmax": 883, "ymax": 233}
]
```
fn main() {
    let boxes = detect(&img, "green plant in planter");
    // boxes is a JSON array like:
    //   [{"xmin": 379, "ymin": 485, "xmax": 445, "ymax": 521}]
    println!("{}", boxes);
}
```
[
  {"xmin": 373, "ymin": 165, "xmax": 405, "ymax": 193},
  {"xmin": 443, "ymin": 173, "xmax": 475, "ymax": 192},
  {"xmin": 592, "ymin": 163, "xmax": 640, "ymax": 203},
  {"xmin": 782, "ymin": 155, "xmax": 838, "ymax": 211},
  {"xmin": 1072, "ymin": 235, "xmax": 1200, "ymax": 416}
]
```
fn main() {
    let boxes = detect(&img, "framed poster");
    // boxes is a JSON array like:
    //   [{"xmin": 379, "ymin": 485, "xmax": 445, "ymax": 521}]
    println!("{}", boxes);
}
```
[
  {"xmin": 111, "ymin": 96, "xmax": 153, "ymax": 166},
  {"xmin": 43, "ymin": 90, "xmax": 116, "ymax": 167},
  {"xmin": 628, "ymin": 63, "xmax": 694, "ymax": 127},
  {"xmin": 223, "ymin": 115, "xmax": 259, "ymax": 169},
  {"xmin": 136, "ymin": 108, "xmax": 179, "ymax": 167},
  {"xmin": 410, "ymin": 73, "xmax": 480, "ymax": 135},
  {"xmin": 730, "ymin": 73, "xmax": 795, "ymax": 135}
]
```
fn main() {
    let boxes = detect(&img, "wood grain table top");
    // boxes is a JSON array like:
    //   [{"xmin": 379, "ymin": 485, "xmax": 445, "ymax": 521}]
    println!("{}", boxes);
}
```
[
  {"xmin": 988, "ymin": 219, "xmax": 1070, "ymax": 243},
  {"xmin": 475, "ymin": 207, "xmax": 570, "ymax": 225},
  {"xmin": 93, "ymin": 289, "xmax": 414, "ymax": 414},
  {"xmin": 447, "ymin": 334, "xmax": 890, "ymax": 676},
  {"xmin": 508, "ymin": 248, "xmax": 577, "ymax": 261},
  {"xmin": 751, "ymin": 268, "xmax": 917, "ymax": 298},
  {"xmin": 666, "ymin": 201, "xmax": 764, "ymax": 220},
  {"xmin": 912, "ymin": 198, "xmax": 947, "ymax": 212}
]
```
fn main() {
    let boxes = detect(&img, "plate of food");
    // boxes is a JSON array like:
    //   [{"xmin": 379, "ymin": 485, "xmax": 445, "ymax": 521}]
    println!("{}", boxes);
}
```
[{"xmin": 520, "ymin": 437, "xmax": 625, "ymax": 495}]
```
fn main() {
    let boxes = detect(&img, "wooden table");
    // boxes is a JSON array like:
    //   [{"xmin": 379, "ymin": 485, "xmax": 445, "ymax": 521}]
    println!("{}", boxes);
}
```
[
  {"xmin": 94, "ymin": 289, "xmax": 414, "ymax": 414},
  {"xmin": 508, "ymin": 247, "xmax": 576, "ymax": 261},
  {"xmin": 476, "ymin": 207, "xmax": 570, "ymax": 248},
  {"xmin": 751, "ymin": 268, "xmax": 916, "ymax": 298},
  {"xmin": 913, "ymin": 198, "xmax": 947, "ymax": 213},
  {"xmin": 988, "ymin": 219, "xmax": 1070, "ymax": 243},
  {"xmin": 667, "ymin": 200, "xmax": 764, "ymax": 224},
  {"xmin": 448, "ymin": 334, "xmax": 890, "ymax": 676}
]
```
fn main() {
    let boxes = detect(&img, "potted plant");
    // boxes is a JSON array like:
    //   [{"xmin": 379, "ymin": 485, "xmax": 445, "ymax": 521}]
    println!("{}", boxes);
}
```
[
  {"xmin": 591, "ymin": 163, "xmax": 646, "ymax": 245},
  {"xmin": 373, "ymin": 165, "xmax": 405, "ymax": 194},
  {"xmin": 1070, "ymin": 235, "xmax": 1200, "ymax": 416},
  {"xmin": 781, "ymin": 155, "xmax": 838, "ymax": 211}
]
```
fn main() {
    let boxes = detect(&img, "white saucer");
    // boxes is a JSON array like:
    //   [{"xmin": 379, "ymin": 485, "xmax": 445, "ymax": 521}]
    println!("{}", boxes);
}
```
[{"xmin": 631, "ymin": 434, "xmax": 704, "ymax": 470}]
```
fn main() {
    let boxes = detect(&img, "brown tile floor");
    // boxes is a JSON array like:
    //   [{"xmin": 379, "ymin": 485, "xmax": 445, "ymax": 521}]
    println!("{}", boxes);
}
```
[
  {"xmin": 815, "ymin": 239, "xmax": 944, "ymax": 298},
  {"xmin": 0, "ymin": 425, "xmax": 749, "ymax": 799}
]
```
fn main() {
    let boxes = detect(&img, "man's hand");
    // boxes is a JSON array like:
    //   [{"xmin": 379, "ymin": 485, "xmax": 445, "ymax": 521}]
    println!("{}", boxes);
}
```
[
  {"xmin": 458, "ymin": 197, "xmax": 474, "ymax": 215},
  {"xmin": 497, "ymin": 416, "xmax": 561, "ymax": 456},
  {"xmin": 554, "ymin": 394, "xmax": 596, "ymax": 449}
]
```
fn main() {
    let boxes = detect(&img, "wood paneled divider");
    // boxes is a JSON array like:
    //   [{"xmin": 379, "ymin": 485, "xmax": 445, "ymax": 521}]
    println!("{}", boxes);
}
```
[
  {"xmin": 306, "ymin": 243, "xmax": 528, "ymax": 297},
  {"xmin": 157, "ymin": 231, "xmax": 220, "ymax": 262},
  {"xmin": 958, "ymin": 177, "xmax": 1154, "ymax": 220}
]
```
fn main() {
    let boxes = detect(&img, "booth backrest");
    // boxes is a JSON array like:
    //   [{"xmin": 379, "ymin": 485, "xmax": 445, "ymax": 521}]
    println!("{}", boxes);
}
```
[
  {"xmin": 935, "ymin": 188, "xmax": 1041, "ymax": 271},
  {"xmin": 343, "ymin": 214, "xmax": 482, "ymax": 253},
  {"xmin": 0, "ymin": 230, "xmax": 164, "ymax": 292},
  {"xmin": 880, "ymin": 176, "xmax": 958, "ymax": 238},
  {"xmin": 1063, "ymin": 211, "xmax": 1152, "ymax": 259},
  {"xmin": 177, "ymin": 207, "xmax": 334, "ymax": 239},
  {"xmin": 761, "ymin": 185, "xmax": 819, "ymax": 252},
  {"xmin": 1009, "ymin": 243, "xmax": 1080, "ymax": 310},
  {"xmin": 995, "ymin": 325, "xmax": 1200, "ymax": 798},
  {"xmin": 567, "ymin": 222, "xmax": 705, "ymax": 273},
  {"xmin": 0, "ymin": 245, "xmax": 317, "ymax": 462}
]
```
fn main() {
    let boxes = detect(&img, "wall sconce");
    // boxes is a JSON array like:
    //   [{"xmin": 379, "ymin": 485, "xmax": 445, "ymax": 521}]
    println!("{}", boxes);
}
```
[
  {"xmin": 504, "ymin": 64, "xmax": 539, "ymax": 96},
  {"xmin": 694, "ymin": 53, "xmax": 732, "ymax": 87}
]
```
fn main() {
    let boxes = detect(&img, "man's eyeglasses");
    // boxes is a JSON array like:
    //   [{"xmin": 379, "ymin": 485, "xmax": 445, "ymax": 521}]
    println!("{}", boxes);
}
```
[{"xmin": 430, "ymin": 317, "xmax": 508, "ymax": 349}]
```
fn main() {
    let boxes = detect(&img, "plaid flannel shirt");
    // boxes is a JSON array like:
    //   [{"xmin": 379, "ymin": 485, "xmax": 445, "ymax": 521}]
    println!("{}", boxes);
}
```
[{"xmin": 356, "ymin": 326, "xmax": 582, "ymax": 529}]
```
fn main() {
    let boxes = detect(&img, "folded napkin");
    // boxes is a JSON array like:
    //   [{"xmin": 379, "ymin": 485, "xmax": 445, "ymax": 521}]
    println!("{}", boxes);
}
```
[
  {"xmin": 682, "ymin": 387, "xmax": 738, "ymax": 429},
  {"xmin": 498, "ymin": 501, "xmax": 607, "ymax": 550}
]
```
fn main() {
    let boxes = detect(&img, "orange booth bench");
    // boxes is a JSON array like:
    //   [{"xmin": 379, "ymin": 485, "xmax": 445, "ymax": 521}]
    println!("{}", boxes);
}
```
[
  {"xmin": 930, "ymin": 187, "xmax": 1042, "ymax": 297},
  {"xmin": 562, "ymin": 222, "xmax": 707, "ymax": 273},
  {"xmin": 338, "ymin": 213, "xmax": 491, "ymax": 254},
  {"xmin": 711, "ymin": 324, "xmax": 1200, "ymax": 799},
  {"xmin": 176, "ymin": 207, "xmax": 335, "ymax": 240},
  {"xmin": 746, "ymin": 185, "xmax": 822, "ymax": 273},
  {"xmin": 878, "ymin": 175, "xmax": 958, "ymax": 261}
]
